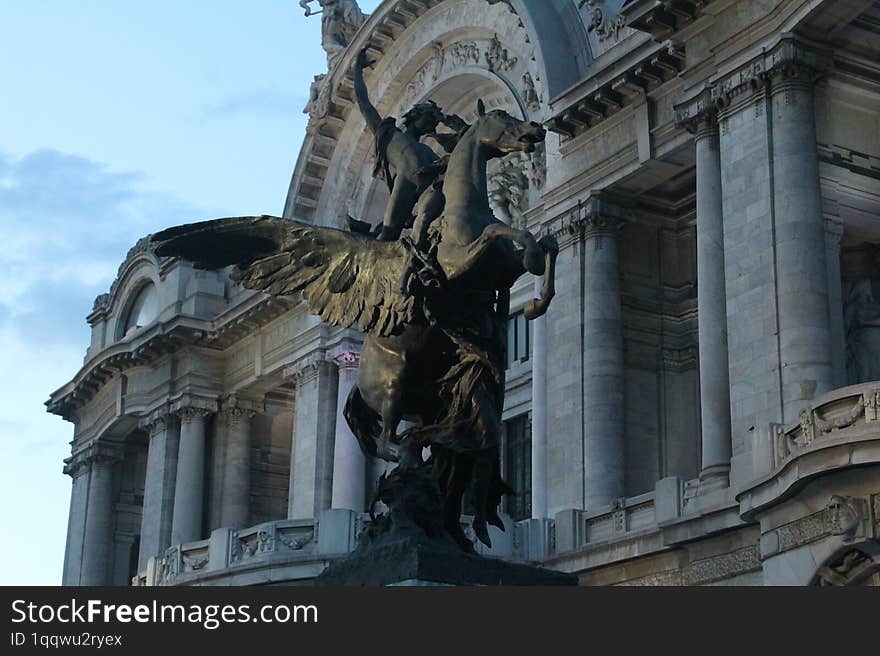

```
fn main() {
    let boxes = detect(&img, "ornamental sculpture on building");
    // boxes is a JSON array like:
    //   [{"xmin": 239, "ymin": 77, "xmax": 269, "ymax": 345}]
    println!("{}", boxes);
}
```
[
  {"xmin": 151, "ymin": 82, "xmax": 557, "ymax": 552},
  {"xmin": 302, "ymin": 0, "xmax": 367, "ymax": 68}
]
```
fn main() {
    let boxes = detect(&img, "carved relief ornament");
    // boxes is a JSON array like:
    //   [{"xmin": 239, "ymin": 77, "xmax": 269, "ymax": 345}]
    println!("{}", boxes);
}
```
[{"xmin": 709, "ymin": 37, "xmax": 829, "ymax": 113}]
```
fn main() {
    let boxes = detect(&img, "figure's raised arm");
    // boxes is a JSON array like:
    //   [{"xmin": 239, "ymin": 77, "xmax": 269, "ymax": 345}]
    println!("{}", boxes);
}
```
[{"xmin": 354, "ymin": 48, "xmax": 382, "ymax": 132}]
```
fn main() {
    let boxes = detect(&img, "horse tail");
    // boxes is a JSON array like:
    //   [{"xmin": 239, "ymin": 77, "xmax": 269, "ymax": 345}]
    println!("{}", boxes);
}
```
[{"xmin": 343, "ymin": 385, "xmax": 381, "ymax": 459}]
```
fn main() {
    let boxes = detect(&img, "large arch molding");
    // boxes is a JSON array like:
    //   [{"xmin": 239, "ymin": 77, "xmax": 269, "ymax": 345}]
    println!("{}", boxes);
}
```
[{"xmin": 283, "ymin": 0, "xmax": 590, "ymax": 224}]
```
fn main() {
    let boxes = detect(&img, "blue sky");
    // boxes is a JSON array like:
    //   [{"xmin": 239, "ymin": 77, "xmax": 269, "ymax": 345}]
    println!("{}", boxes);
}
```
[{"xmin": 0, "ymin": 0, "xmax": 381, "ymax": 585}]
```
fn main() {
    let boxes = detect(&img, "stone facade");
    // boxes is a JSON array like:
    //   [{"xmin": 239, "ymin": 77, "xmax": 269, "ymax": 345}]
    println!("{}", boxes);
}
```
[{"xmin": 49, "ymin": 0, "xmax": 880, "ymax": 586}]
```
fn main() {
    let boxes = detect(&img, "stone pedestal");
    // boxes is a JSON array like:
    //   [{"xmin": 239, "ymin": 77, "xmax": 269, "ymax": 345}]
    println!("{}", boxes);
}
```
[{"xmin": 316, "ymin": 537, "xmax": 577, "ymax": 586}]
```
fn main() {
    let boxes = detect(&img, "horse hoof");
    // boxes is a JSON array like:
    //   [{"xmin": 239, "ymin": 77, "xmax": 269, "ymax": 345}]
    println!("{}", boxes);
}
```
[{"xmin": 473, "ymin": 519, "xmax": 492, "ymax": 548}]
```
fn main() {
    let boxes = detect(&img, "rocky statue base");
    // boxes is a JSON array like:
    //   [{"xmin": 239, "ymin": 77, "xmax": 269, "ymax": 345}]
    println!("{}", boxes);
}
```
[{"xmin": 316, "ymin": 535, "xmax": 577, "ymax": 586}]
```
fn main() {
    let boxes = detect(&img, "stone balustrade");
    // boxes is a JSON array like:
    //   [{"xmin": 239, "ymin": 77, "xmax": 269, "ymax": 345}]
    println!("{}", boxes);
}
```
[
  {"xmin": 133, "ymin": 508, "xmax": 560, "ymax": 585},
  {"xmin": 135, "ymin": 517, "xmax": 320, "ymax": 586},
  {"xmin": 555, "ymin": 493, "xmax": 657, "ymax": 554}
]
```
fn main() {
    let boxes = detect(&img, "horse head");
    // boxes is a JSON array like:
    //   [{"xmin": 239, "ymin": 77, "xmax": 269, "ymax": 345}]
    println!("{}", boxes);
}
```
[{"xmin": 472, "ymin": 98, "xmax": 545, "ymax": 157}]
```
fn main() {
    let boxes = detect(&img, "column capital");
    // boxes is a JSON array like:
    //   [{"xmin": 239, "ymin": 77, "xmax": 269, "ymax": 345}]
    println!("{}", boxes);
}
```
[
  {"xmin": 709, "ymin": 35, "xmax": 830, "ymax": 115},
  {"xmin": 218, "ymin": 394, "xmax": 261, "ymax": 424},
  {"xmin": 63, "ymin": 441, "xmax": 123, "ymax": 478},
  {"xmin": 674, "ymin": 86, "xmax": 717, "ymax": 137},
  {"xmin": 282, "ymin": 352, "xmax": 329, "ymax": 386},
  {"xmin": 170, "ymin": 394, "xmax": 217, "ymax": 422},
  {"xmin": 138, "ymin": 405, "xmax": 173, "ymax": 436},
  {"xmin": 577, "ymin": 191, "xmax": 628, "ymax": 241}
]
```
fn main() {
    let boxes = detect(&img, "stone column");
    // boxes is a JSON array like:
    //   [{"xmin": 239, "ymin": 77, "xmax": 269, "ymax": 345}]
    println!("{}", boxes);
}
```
[
  {"xmin": 530, "ymin": 275, "xmax": 549, "ymax": 519},
  {"xmin": 694, "ymin": 117, "xmax": 733, "ymax": 486},
  {"xmin": 219, "ymin": 400, "xmax": 256, "ymax": 529},
  {"xmin": 61, "ymin": 453, "xmax": 92, "ymax": 585},
  {"xmin": 285, "ymin": 355, "xmax": 339, "ymax": 519},
  {"xmin": 171, "ymin": 404, "xmax": 212, "ymax": 545},
  {"xmin": 79, "ymin": 444, "xmax": 121, "ymax": 586},
  {"xmin": 331, "ymin": 349, "xmax": 366, "ymax": 512},
  {"xmin": 137, "ymin": 411, "xmax": 180, "ymax": 571},
  {"xmin": 581, "ymin": 194, "xmax": 626, "ymax": 510},
  {"xmin": 770, "ymin": 65, "xmax": 834, "ymax": 421},
  {"xmin": 824, "ymin": 217, "xmax": 846, "ymax": 388}
]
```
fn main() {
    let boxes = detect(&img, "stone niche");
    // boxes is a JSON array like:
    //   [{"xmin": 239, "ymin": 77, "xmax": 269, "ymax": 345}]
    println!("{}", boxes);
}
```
[{"xmin": 842, "ymin": 243, "xmax": 880, "ymax": 385}]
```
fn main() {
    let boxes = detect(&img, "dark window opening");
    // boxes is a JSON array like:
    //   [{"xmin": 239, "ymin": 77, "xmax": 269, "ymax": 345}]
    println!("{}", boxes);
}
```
[
  {"xmin": 506, "ymin": 311, "xmax": 530, "ymax": 369},
  {"xmin": 504, "ymin": 413, "xmax": 531, "ymax": 521}
]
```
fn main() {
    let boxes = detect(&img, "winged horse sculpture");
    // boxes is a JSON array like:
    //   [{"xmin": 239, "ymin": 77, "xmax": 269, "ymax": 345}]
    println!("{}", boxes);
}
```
[{"xmin": 152, "ymin": 100, "xmax": 558, "ymax": 552}]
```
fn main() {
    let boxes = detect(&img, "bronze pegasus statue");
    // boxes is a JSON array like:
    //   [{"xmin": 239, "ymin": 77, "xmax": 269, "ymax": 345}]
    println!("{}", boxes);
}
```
[{"xmin": 151, "ymin": 99, "xmax": 557, "ymax": 553}]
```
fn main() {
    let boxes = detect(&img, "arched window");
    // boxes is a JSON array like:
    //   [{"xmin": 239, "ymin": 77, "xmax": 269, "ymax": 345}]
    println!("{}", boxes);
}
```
[{"xmin": 119, "ymin": 283, "xmax": 158, "ymax": 338}]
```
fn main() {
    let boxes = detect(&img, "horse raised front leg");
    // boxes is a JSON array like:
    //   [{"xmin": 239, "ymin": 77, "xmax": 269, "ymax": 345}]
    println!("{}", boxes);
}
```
[
  {"xmin": 524, "ymin": 234, "xmax": 559, "ymax": 320},
  {"xmin": 442, "ymin": 223, "xmax": 543, "ymax": 281},
  {"xmin": 377, "ymin": 381, "xmax": 403, "ymax": 463}
]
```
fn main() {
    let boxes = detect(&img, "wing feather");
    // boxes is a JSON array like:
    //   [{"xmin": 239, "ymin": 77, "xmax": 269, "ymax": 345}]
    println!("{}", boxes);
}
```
[{"xmin": 152, "ymin": 215, "xmax": 419, "ymax": 336}]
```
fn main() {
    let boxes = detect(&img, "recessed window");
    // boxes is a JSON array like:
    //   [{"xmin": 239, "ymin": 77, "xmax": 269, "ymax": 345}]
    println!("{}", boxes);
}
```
[
  {"xmin": 120, "ymin": 283, "xmax": 158, "ymax": 338},
  {"xmin": 504, "ymin": 413, "xmax": 532, "ymax": 522},
  {"xmin": 506, "ymin": 310, "xmax": 530, "ymax": 369}
]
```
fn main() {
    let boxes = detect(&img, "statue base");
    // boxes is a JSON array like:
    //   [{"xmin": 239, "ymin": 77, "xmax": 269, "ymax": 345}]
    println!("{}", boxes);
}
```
[{"xmin": 315, "ymin": 536, "xmax": 577, "ymax": 587}]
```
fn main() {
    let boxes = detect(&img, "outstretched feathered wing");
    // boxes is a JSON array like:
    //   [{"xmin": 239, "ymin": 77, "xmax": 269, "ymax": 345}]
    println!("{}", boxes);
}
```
[{"xmin": 152, "ymin": 215, "xmax": 417, "ymax": 336}]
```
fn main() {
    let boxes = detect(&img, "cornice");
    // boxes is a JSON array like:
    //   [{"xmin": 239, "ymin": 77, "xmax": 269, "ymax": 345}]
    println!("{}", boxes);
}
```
[
  {"xmin": 674, "ymin": 33, "xmax": 832, "ymax": 124},
  {"xmin": 547, "ymin": 39, "xmax": 685, "ymax": 140}
]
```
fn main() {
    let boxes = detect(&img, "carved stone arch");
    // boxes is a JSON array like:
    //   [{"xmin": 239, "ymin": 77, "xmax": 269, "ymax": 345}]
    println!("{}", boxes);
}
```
[
  {"xmin": 492, "ymin": 0, "xmax": 591, "ymax": 99},
  {"xmin": 311, "ymin": 1, "xmax": 552, "ymax": 230},
  {"xmin": 351, "ymin": 65, "xmax": 530, "ymax": 227},
  {"xmin": 285, "ymin": 0, "xmax": 571, "ymax": 224},
  {"xmin": 811, "ymin": 542, "xmax": 880, "ymax": 586}
]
